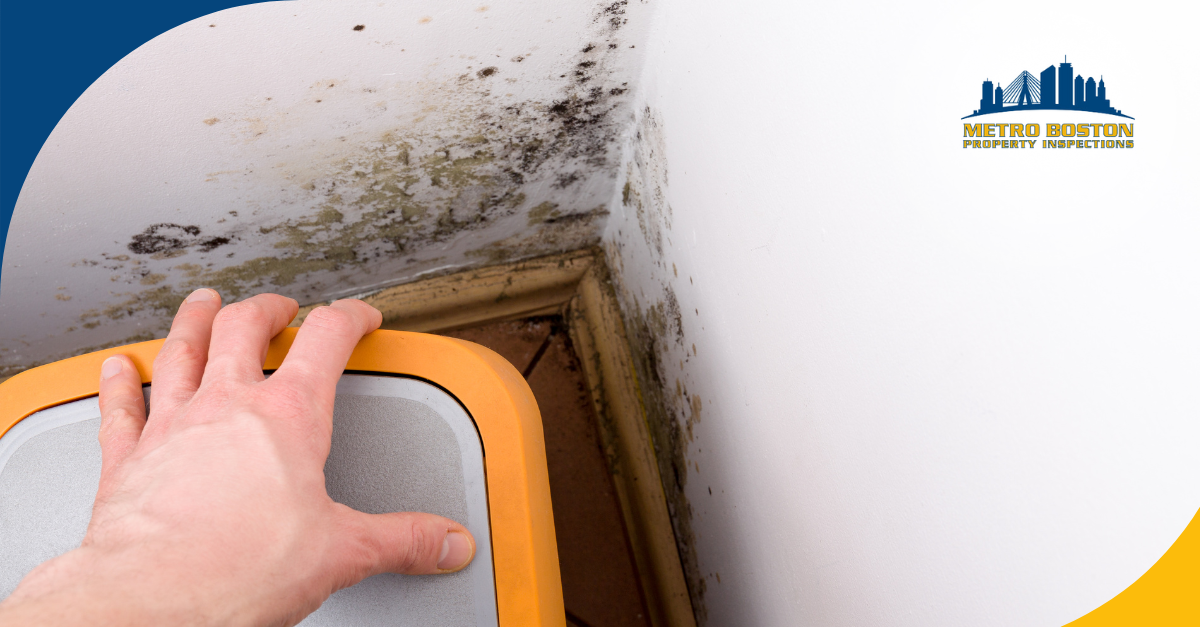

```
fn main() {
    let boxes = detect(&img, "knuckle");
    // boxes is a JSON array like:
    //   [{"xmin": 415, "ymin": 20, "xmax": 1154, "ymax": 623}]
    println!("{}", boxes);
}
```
[
  {"xmin": 400, "ymin": 522, "xmax": 434, "ymax": 572},
  {"xmin": 304, "ymin": 306, "xmax": 354, "ymax": 331},
  {"xmin": 98, "ymin": 408, "xmax": 137, "ymax": 437},
  {"xmin": 265, "ymin": 385, "xmax": 311, "ymax": 416},
  {"xmin": 214, "ymin": 299, "xmax": 268, "ymax": 327},
  {"xmin": 174, "ymin": 299, "xmax": 216, "ymax": 322},
  {"xmin": 336, "ymin": 299, "xmax": 382, "ymax": 324},
  {"xmin": 154, "ymin": 338, "xmax": 203, "ymax": 371}
]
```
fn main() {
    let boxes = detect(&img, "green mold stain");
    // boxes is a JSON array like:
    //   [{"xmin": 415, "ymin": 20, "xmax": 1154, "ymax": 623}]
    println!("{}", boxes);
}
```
[
  {"xmin": 527, "ymin": 201, "xmax": 562, "ymax": 225},
  {"xmin": 80, "ymin": 57, "xmax": 628, "ymax": 333},
  {"xmin": 87, "ymin": 131, "xmax": 537, "ymax": 324}
]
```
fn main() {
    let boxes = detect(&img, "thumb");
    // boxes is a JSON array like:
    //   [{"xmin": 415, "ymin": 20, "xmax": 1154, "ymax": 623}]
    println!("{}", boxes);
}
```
[{"xmin": 333, "ymin": 507, "xmax": 477, "ymax": 580}]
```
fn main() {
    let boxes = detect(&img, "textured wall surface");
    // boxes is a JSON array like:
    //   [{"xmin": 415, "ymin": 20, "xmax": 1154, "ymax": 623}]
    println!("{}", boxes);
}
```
[
  {"xmin": 2, "ymin": 0, "xmax": 650, "ymax": 375},
  {"xmin": 603, "ymin": 0, "xmax": 1200, "ymax": 625}
]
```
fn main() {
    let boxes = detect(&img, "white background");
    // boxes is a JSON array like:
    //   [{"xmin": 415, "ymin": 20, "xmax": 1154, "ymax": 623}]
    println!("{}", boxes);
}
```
[{"xmin": 605, "ymin": 0, "xmax": 1200, "ymax": 624}]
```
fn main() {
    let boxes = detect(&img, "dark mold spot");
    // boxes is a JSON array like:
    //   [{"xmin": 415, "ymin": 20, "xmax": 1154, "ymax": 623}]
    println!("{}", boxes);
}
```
[
  {"xmin": 578, "ymin": 60, "xmax": 596, "ymax": 68},
  {"xmin": 582, "ymin": 43, "xmax": 596, "ymax": 52},
  {"xmin": 127, "ymin": 223, "xmax": 234, "ymax": 257},
  {"xmin": 554, "ymin": 171, "xmax": 581, "ymax": 188},
  {"xmin": 477, "ymin": 66, "xmax": 498, "ymax": 78},
  {"xmin": 128, "ymin": 224, "xmax": 200, "ymax": 255},
  {"xmin": 511, "ymin": 55, "xmax": 525, "ymax": 63},
  {"xmin": 353, "ymin": 24, "xmax": 365, "ymax": 31},
  {"xmin": 600, "ymin": 0, "xmax": 628, "ymax": 29},
  {"xmin": 608, "ymin": 43, "xmax": 618, "ymax": 49},
  {"xmin": 197, "ymin": 237, "xmax": 231, "ymax": 252},
  {"xmin": 609, "ymin": 87, "xmax": 627, "ymax": 96}
]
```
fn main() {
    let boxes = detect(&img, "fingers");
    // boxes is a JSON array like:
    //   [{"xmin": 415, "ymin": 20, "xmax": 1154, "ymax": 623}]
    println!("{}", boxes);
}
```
[
  {"xmin": 148, "ymin": 289, "xmax": 222, "ymax": 417},
  {"xmin": 334, "ymin": 508, "xmax": 476, "ymax": 579},
  {"xmin": 269, "ymin": 300, "xmax": 382, "ymax": 415},
  {"xmin": 203, "ymin": 293, "xmax": 299, "ymax": 385},
  {"xmin": 96, "ymin": 355, "xmax": 147, "ymax": 479}
]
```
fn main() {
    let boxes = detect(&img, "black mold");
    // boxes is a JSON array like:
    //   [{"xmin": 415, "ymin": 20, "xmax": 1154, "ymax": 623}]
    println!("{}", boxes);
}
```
[
  {"xmin": 601, "ymin": 0, "xmax": 628, "ymax": 29},
  {"xmin": 353, "ymin": 24, "xmax": 365, "ymax": 31},
  {"xmin": 127, "ymin": 223, "xmax": 234, "ymax": 256},
  {"xmin": 127, "ymin": 224, "xmax": 200, "ymax": 255},
  {"xmin": 198, "ymin": 237, "xmax": 231, "ymax": 252},
  {"xmin": 554, "ymin": 171, "xmax": 581, "ymax": 188}
]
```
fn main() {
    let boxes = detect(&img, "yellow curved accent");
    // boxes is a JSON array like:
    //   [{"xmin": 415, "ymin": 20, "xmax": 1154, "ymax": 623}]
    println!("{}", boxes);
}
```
[{"xmin": 1067, "ymin": 507, "xmax": 1200, "ymax": 625}]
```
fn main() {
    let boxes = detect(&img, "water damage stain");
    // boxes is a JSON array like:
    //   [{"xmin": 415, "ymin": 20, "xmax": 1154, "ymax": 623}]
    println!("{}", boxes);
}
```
[{"xmin": 44, "ymin": 0, "xmax": 636, "ymax": 356}]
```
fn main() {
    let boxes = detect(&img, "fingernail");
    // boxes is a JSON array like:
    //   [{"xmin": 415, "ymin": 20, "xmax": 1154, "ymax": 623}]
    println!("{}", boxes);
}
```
[
  {"xmin": 186, "ymin": 288, "xmax": 217, "ymax": 303},
  {"xmin": 437, "ymin": 532, "xmax": 473, "ymax": 571},
  {"xmin": 100, "ymin": 357, "xmax": 124, "ymax": 380}
]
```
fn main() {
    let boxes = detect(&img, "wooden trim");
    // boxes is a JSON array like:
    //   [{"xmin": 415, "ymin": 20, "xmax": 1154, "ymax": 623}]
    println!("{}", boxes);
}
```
[
  {"xmin": 292, "ymin": 250, "xmax": 596, "ymax": 333},
  {"xmin": 310, "ymin": 248, "xmax": 696, "ymax": 627},
  {"xmin": 566, "ymin": 264, "xmax": 699, "ymax": 627}
]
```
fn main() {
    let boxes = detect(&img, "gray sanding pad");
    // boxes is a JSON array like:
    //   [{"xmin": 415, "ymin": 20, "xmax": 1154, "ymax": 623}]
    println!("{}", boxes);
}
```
[{"xmin": 0, "ymin": 374, "xmax": 498, "ymax": 626}]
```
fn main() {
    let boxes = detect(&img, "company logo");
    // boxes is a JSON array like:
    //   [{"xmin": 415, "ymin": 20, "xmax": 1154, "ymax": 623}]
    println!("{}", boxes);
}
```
[{"xmin": 962, "ymin": 56, "xmax": 1134, "ymax": 150}]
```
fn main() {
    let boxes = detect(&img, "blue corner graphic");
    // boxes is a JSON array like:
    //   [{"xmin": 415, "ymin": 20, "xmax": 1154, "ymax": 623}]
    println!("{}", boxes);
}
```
[
  {"xmin": 0, "ymin": 1, "xmax": 283, "ymax": 293},
  {"xmin": 963, "ymin": 56, "xmax": 1133, "ymax": 120}
]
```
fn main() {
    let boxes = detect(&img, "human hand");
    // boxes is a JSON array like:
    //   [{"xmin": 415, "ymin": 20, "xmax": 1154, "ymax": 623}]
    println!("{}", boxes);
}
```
[{"xmin": 0, "ymin": 290, "xmax": 475, "ymax": 626}]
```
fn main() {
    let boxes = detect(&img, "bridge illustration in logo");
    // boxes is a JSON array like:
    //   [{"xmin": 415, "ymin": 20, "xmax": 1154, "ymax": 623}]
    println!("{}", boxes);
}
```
[{"xmin": 963, "ymin": 56, "xmax": 1133, "ymax": 119}]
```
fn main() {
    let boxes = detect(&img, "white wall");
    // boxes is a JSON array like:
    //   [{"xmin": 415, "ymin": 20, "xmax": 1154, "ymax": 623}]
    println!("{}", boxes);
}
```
[
  {"xmin": 605, "ymin": 0, "xmax": 1200, "ymax": 625},
  {"xmin": 2, "ymin": 0, "xmax": 652, "ymax": 375}
]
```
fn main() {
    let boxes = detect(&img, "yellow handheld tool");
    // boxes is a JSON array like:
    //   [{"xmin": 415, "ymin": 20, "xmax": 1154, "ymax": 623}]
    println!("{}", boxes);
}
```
[{"xmin": 0, "ymin": 329, "xmax": 565, "ymax": 627}]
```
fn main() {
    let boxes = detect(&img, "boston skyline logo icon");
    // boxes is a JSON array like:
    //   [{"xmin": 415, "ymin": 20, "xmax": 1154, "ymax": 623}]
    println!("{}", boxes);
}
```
[{"xmin": 962, "ymin": 55, "xmax": 1134, "ymax": 150}]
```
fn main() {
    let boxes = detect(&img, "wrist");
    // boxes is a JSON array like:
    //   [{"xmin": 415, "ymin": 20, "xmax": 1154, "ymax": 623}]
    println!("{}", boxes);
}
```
[{"xmin": 0, "ymin": 545, "xmax": 218, "ymax": 626}]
